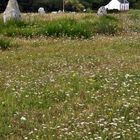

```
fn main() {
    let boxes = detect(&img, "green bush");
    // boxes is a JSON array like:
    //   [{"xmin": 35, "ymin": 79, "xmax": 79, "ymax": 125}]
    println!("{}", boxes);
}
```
[
  {"xmin": 0, "ymin": 19, "xmax": 37, "ymax": 38},
  {"xmin": 0, "ymin": 38, "xmax": 19, "ymax": 50},
  {"xmin": 0, "ymin": 17, "xmax": 93, "ymax": 38},
  {"xmin": 133, "ymin": 2, "xmax": 140, "ymax": 9},
  {"xmin": 128, "ymin": 10, "xmax": 140, "ymax": 21},
  {"xmin": 4, "ymin": 19, "xmax": 28, "ymax": 28},
  {"xmin": 128, "ymin": 10, "xmax": 140, "ymax": 32},
  {"xmin": 0, "ymin": 15, "xmax": 121, "ymax": 38},
  {"xmin": 38, "ymin": 18, "xmax": 92, "ymax": 38},
  {"xmin": 86, "ymin": 8, "xmax": 93, "ymax": 13},
  {"xmin": 94, "ymin": 15, "xmax": 120, "ymax": 35},
  {"xmin": 3, "ymin": 27, "xmax": 38, "ymax": 38}
]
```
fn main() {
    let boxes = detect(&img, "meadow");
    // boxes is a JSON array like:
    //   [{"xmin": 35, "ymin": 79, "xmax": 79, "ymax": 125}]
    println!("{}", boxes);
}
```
[{"xmin": 0, "ymin": 10, "xmax": 140, "ymax": 140}]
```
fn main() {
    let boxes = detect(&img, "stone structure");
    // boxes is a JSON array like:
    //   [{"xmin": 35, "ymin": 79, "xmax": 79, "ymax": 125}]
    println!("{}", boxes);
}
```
[
  {"xmin": 97, "ymin": 6, "xmax": 107, "ymax": 16},
  {"xmin": 38, "ymin": 7, "xmax": 45, "ymax": 14},
  {"xmin": 3, "ymin": 0, "xmax": 21, "ymax": 23}
]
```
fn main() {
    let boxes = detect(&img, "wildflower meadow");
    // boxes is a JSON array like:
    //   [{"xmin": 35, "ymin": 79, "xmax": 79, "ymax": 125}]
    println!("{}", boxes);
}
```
[{"xmin": 0, "ymin": 11, "xmax": 140, "ymax": 140}]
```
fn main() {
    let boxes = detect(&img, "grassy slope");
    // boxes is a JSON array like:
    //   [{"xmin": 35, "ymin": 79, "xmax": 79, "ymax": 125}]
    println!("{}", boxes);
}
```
[{"xmin": 0, "ymin": 11, "xmax": 140, "ymax": 140}]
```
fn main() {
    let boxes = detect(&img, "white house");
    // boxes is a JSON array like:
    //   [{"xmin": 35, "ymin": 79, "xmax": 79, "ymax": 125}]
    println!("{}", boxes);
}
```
[{"xmin": 105, "ymin": 0, "xmax": 129, "ymax": 11}]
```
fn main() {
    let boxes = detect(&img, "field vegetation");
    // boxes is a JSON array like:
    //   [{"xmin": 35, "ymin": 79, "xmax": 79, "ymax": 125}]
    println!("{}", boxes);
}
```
[
  {"xmin": 0, "ymin": 10, "xmax": 140, "ymax": 140},
  {"xmin": 0, "ymin": 13, "xmax": 121, "ymax": 38}
]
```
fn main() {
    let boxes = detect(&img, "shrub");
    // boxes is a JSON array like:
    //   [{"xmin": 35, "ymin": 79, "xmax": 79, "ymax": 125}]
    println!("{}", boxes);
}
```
[
  {"xmin": 37, "ymin": 18, "xmax": 93, "ymax": 38},
  {"xmin": 128, "ymin": 10, "xmax": 140, "ymax": 21},
  {"xmin": 86, "ymin": 8, "xmax": 93, "ymax": 13},
  {"xmin": 0, "ymin": 38, "xmax": 19, "ymax": 50},
  {"xmin": 128, "ymin": 10, "xmax": 140, "ymax": 32},
  {"xmin": 4, "ymin": 19, "xmax": 29, "ymax": 28},
  {"xmin": 94, "ymin": 15, "xmax": 121, "ymax": 35},
  {"xmin": 133, "ymin": 2, "xmax": 140, "ymax": 9},
  {"xmin": 0, "ymin": 15, "xmax": 121, "ymax": 38},
  {"xmin": 0, "ymin": 18, "xmax": 37, "ymax": 38},
  {"xmin": 0, "ymin": 17, "xmax": 93, "ymax": 38}
]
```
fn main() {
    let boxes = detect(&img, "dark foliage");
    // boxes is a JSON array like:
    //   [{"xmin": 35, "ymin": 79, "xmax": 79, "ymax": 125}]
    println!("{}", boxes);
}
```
[{"xmin": 0, "ymin": 0, "xmax": 139, "ymax": 13}]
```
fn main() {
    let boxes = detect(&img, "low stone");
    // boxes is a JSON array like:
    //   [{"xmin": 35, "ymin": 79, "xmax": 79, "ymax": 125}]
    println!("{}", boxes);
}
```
[
  {"xmin": 38, "ymin": 7, "xmax": 45, "ymax": 14},
  {"xmin": 97, "ymin": 6, "xmax": 107, "ymax": 16},
  {"xmin": 51, "ymin": 11, "xmax": 57, "ymax": 14},
  {"xmin": 3, "ymin": 0, "xmax": 21, "ymax": 23}
]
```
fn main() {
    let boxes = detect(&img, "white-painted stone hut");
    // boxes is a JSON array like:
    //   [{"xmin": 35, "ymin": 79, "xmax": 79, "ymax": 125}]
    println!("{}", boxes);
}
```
[{"xmin": 105, "ymin": 0, "xmax": 129, "ymax": 11}]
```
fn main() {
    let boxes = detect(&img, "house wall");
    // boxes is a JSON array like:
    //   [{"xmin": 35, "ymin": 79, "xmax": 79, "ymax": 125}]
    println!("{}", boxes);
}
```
[
  {"xmin": 120, "ymin": 3, "xmax": 129, "ymax": 11},
  {"xmin": 105, "ymin": 0, "xmax": 129, "ymax": 11},
  {"xmin": 105, "ymin": 0, "xmax": 121, "ymax": 10}
]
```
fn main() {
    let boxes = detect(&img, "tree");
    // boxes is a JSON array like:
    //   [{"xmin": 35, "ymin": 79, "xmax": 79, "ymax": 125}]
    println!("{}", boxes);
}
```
[
  {"xmin": 0, "ymin": 0, "xmax": 140, "ymax": 13},
  {"xmin": 0, "ymin": 0, "xmax": 8, "ymax": 12},
  {"xmin": 65, "ymin": 0, "xmax": 84, "ymax": 11}
]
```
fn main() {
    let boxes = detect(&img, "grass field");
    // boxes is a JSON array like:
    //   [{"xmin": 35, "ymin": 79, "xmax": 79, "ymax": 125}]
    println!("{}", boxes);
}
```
[{"xmin": 0, "ymin": 11, "xmax": 140, "ymax": 140}]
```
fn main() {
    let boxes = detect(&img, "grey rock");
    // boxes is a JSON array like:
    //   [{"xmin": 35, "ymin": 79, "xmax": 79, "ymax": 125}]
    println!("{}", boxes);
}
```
[
  {"xmin": 3, "ymin": 0, "xmax": 21, "ymax": 23},
  {"xmin": 38, "ymin": 7, "xmax": 45, "ymax": 14},
  {"xmin": 97, "ymin": 6, "xmax": 107, "ymax": 16}
]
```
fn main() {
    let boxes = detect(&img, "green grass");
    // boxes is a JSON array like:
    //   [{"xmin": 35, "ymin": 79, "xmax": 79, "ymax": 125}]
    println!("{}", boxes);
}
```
[
  {"xmin": 94, "ymin": 15, "xmax": 121, "ymax": 34},
  {"xmin": 0, "ymin": 11, "xmax": 140, "ymax": 140},
  {"xmin": 0, "ymin": 37, "xmax": 19, "ymax": 50},
  {"xmin": 0, "ymin": 14, "xmax": 121, "ymax": 38}
]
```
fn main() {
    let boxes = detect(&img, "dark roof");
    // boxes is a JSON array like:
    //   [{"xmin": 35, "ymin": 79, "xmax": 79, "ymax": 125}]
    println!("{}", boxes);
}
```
[{"xmin": 118, "ymin": 0, "xmax": 129, "ymax": 3}]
